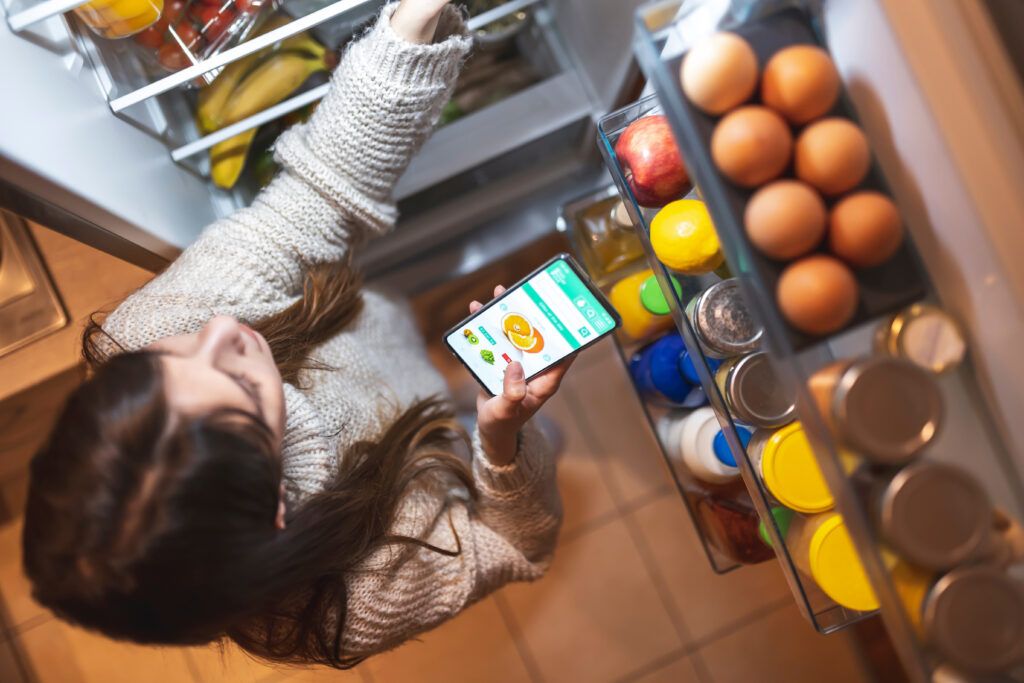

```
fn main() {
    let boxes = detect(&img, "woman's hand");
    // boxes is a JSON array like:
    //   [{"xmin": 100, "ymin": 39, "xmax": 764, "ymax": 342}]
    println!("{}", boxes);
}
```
[
  {"xmin": 390, "ymin": 0, "xmax": 452, "ymax": 44},
  {"xmin": 471, "ymin": 285, "xmax": 575, "ymax": 466}
]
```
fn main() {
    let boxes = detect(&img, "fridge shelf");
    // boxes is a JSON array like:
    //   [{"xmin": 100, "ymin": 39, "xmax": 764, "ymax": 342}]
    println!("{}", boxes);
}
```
[
  {"xmin": 558, "ymin": 185, "xmax": 741, "ymax": 576},
  {"xmin": 632, "ymin": 0, "xmax": 1024, "ymax": 680},
  {"xmin": 596, "ymin": 93, "xmax": 873, "ymax": 635}
]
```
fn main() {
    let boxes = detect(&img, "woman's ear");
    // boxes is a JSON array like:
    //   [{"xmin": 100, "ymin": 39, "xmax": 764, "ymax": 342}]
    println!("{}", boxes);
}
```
[{"xmin": 275, "ymin": 483, "xmax": 287, "ymax": 530}]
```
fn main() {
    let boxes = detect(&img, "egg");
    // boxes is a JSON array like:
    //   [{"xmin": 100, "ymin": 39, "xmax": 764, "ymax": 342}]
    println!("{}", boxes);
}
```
[
  {"xmin": 776, "ymin": 254, "xmax": 858, "ymax": 335},
  {"xmin": 761, "ymin": 45, "xmax": 840, "ymax": 124},
  {"xmin": 794, "ymin": 118, "xmax": 870, "ymax": 196},
  {"xmin": 680, "ymin": 32, "xmax": 759, "ymax": 115},
  {"xmin": 828, "ymin": 191, "xmax": 904, "ymax": 267},
  {"xmin": 744, "ymin": 180, "xmax": 826, "ymax": 260},
  {"xmin": 711, "ymin": 106, "xmax": 793, "ymax": 188}
]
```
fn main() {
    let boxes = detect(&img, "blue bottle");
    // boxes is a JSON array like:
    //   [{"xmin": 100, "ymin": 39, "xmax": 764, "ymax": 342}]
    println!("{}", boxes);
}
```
[{"xmin": 630, "ymin": 333, "xmax": 708, "ymax": 407}]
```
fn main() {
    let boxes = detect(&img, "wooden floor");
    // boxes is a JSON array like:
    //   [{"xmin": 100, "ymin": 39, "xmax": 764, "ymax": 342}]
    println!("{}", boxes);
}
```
[{"xmin": 0, "ymin": 232, "xmax": 876, "ymax": 683}]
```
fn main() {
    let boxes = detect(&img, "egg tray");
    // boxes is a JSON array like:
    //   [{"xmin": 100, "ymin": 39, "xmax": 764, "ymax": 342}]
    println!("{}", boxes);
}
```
[{"xmin": 656, "ymin": 7, "xmax": 926, "ymax": 352}]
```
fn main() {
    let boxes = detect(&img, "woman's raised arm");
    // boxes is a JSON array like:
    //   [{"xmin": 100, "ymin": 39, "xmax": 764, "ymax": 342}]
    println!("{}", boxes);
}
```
[{"xmin": 102, "ymin": 2, "xmax": 471, "ymax": 349}]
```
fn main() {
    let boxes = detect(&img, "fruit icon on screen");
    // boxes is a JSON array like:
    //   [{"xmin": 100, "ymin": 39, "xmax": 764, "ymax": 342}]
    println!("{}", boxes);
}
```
[
  {"xmin": 463, "ymin": 329, "xmax": 479, "ymax": 345},
  {"xmin": 501, "ymin": 313, "xmax": 545, "ymax": 354},
  {"xmin": 480, "ymin": 349, "xmax": 495, "ymax": 364}
]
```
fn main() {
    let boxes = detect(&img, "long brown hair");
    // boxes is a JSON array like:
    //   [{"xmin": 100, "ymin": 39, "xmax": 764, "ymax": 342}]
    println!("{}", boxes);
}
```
[{"xmin": 23, "ymin": 257, "xmax": 474, "ymax": 668}]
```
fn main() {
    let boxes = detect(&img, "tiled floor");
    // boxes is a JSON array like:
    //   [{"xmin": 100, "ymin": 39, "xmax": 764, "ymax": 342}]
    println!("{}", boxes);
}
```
[{"xmin": 0, "ymin": 335, "xmax": 874, "ymax": 683}]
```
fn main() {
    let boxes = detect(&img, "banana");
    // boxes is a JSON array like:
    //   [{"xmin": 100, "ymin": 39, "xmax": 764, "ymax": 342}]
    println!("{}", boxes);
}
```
[
  {"xmin": 218, "ymin": 48, "xmax": 327, "ymax": 127},
  {"xmin": 208, "ymin": 49, "xmax": 329, "ymax": 189},
  {"xmin": 210, "ymin": 128, "xmax": 257, "ymax": 189},
  {"xmin": 196, "ymin": 16, "xmax": 325, "ymax": 133}
]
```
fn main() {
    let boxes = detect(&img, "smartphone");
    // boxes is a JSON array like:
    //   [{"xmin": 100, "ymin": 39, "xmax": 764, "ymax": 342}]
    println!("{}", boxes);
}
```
[{"xmin": 444, "ymin": 253, "xmax": 622, "ymax": 396}]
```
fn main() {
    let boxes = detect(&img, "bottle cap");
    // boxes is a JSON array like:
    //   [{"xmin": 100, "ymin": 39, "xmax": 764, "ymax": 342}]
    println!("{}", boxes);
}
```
[
  {"xmin": 880, "ymin": 462, "xmax": 994, "ymax": 571},
  {"xmin": 712, "ymin": 425, "xmax": 751, "ymax": 467},
  {"xmin": 832, "ymin": 357, "xmax": 943, "ymax": 464},
  {"xmin": 758, "ymin": 506, "xmax": 796, "ymax": 548},
  {"xmin": 923, "ymin": 566, "xmax": 1024, "ymax": 674},
  {"xmin": 649, "ymin": 334, "xmax": 691, "ymax": 403},
  {"xmin": 640, "ymin": 274, "xmax": 683, "ymax": 315},
  {"xmin": 760, "ymin": 422, "xmax": 834, "ymax": 513},
  {"xmin": 678, "ymin": 351, "xmax": 722, "ymax": 385},
  {"xmin": 808, "ymin": 514, "xmax": 880, "ymax": 612},
  {"xmin": 722, "ymin": 352, "xmax": 796, "ymax": 428}
]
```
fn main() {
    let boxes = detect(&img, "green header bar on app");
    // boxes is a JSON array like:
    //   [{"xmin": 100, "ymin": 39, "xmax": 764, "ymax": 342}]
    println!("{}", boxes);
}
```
[
  {"xmin": 545, "ymin": 261, "xmax": 616, "ymax": 332},
  {"xmin": 522, "ymin": 282, "xmax": 580, "ymax": 350}
]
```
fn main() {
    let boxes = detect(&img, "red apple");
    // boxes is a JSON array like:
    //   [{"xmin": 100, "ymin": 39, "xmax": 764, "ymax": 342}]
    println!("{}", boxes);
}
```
[{"xmin": 614, "ymin": 115, "xmax": 690, "ymax": 208}]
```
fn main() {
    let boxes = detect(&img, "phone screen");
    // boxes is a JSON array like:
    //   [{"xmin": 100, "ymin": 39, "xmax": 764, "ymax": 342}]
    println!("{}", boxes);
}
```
[{"xmin": 445, "ymin": 257, "xmax": 619, "ymax": 395}]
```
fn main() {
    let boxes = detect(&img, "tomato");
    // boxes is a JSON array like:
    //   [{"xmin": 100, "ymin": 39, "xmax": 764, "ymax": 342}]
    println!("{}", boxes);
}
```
[
  {"xmin": 198, "ymin": 5, "xmax": 234, "ymax": 42},
  {"xmin": 155, "ymin": 0, "xmax": 186, "ymax": 32},
  {"xmin": 157, "ymin": 42, "xmax": 191, "ymax": 70},
  {"xmin": 133, "ymin": 26, "xmax": 164, "ymax": 49},
  {"xmin": 171, "ymin": 21, "xmax": 201, "ymax": 49},
  {"xmin": 233, "ymin": 0, "xmax": 265, "ymax": 14}
]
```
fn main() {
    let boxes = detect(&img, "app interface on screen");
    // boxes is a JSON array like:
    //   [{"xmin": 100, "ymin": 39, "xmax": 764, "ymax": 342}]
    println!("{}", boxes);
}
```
[{"xmin": 447, "ymin": 259, "xmax": 617, "ymax": 395}]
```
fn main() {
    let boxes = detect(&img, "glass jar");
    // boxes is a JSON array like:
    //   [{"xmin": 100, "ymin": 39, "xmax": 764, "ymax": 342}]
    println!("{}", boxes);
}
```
[
  {"xmin": 891, "ymin": 563, "xmax": 1024, "ymax": 675},
  {"xmin": 568, "ymin": 196, "xmax": 647, "ymax": 285},
  {"xmin": 808, "ymin": 357, "xmax": 944, "ymax": 465},
  {"xmin": 874, "ymin": 303, "xmax": 966, "ymax": 374},
  {"xmin": 749, "ymin": 422, "xmax": 834, "ymax": 514},
  {"xmin": 870, "ymin": 461, "xmax": 994, "ymax": 571},
  {"xmin": 694, "ymin": 494, "xmax": 776, "ymax": 565},
  {"xmin": 684, "ymin": 279, "xmax": 763, "ymax": 358},
  {"xmin": 787, "ymin": 512, "xmax": 880, "ymax": 612},
  {"xmin": 73, "ymin": 0, "xmax": 163, "ymax": 39},
  {"xmin": 715, "ymin": 351, "xmax": 796, "ymax": 428}
]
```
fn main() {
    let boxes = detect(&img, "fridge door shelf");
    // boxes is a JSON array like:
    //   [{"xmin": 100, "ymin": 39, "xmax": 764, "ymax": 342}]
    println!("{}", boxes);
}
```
[
  {"xmin": 596, "ymin": 93, "xmax": 875, "ymax": 636},
  {"xmin": 632, "ymin": 1, "xmax": 1024, "ymax": 680}
]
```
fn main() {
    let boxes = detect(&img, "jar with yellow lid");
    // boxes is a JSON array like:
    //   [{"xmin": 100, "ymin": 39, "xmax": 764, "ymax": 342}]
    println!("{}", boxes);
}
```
[
  {"xmin": 890, "ymin": 562, "xmax": 1024, "ymax": 675},
  {"xmin": 874, "ymin": 303, "xmax": 966, "ymax": 375},
  {"xmin": 749, "ymin": 422, "xmax": 834, "ymax": 514},
  {"xmin": 808, "ymin": 356, "xmax": 943, "ymax": 465},
  {"xmin": 788, "ymin": 512, "xmax": 880, "ymax": 612},
  {"xmin": 72, "ymin": 0, "xmax": 163, "ymax": 39},
  {"xmin": 608, "ymin": 269, "xmax": 677, "ymax": 341}
]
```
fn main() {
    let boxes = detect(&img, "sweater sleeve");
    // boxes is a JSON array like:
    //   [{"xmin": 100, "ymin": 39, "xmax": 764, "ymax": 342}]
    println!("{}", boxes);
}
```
[
  {"xmin": 100, "ymin": 4, "xmax": 471, "ymax": 351},
  {"xmin": 339, "ymin": 422, "xmax": 562, "ymax": 657}
]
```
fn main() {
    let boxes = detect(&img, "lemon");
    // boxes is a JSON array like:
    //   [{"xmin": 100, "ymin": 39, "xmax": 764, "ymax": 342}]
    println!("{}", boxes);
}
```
[{"xmin": 650, "ymin": 199, "xmax": 723, "ymax": 274}]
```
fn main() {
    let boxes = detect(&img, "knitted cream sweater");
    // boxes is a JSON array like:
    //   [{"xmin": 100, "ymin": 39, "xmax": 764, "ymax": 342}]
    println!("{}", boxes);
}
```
[{"xmin": 101, "ymin": 4, "xmax": 561, "ymax": 659}]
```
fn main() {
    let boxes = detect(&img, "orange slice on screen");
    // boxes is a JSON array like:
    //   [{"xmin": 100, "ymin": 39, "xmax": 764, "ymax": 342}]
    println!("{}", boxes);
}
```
[
  {"xmin": 507, "ymin": 330, "xmax": 536, "ymax": 350},
  {"xmin": 524, "ymin": 330, "xmax": 544, "ymax": 353},
  {"xmin": 502, "ymin": 313, "xmax": 533, "ymax": 338}
]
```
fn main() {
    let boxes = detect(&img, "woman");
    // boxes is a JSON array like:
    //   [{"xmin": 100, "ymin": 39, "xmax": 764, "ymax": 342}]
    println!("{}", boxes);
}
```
[{"xmin": 21, "ymin": 0, "xmax": 566, "ymax": 669}]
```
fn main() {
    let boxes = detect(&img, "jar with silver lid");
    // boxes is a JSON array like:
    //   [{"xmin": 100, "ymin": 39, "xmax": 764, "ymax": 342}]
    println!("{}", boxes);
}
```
[
  {"xmin": 874, "ymin": 303, "xmax": 966, "ymax": 375},
  {"xmin": 714, "ymin": 352, "xmax": 795, "ymax": 428},
  {"xmin": 684, "ymin": 279, "xmax": 763, "ymax": 358},
  {"xmin": 808, "ymin": 356, "xmax": 943, "ymax": 464}
]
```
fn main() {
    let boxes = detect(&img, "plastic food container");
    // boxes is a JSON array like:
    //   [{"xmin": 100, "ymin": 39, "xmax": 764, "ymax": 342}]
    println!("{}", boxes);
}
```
[
  {"xmin": 749, "ymin": 421, "xmax": 833, "ymax": 514},
  {"xmin": 684, "ymin": 278, "xmax": 763, "ymax": 358},
  {"xmin": 73, "ymin": 0, "xmax": 163, "ymax": 38},
  {"xmin": 787, "ymin": 512, "xmax": 880, "ymax": 612},
  {"xmin": 714, "ymin": 351, "xmax": 795, "ymax": 428},
  {"xmin": 631, "ymin": 332, "xmax": 707, "ymax": 407},
  {"xmin": 609, "ymin": 269, "xmax": 676, "ymax": 341},
  {"xmin": 128, "ymin": 0, "xmax": 275, "ymax": 73},
  {"xmin": 808, "ymin": 357, "xmax": 943, "ymax": 465},
  {"xmin": 891, "ymin": 563, "xmax": 1024, "ymax": 674},
  {"xmin": 870, "ymin": 461, "xmax": 994, "ymax": 571},
  {"xmin": 874, "ymin": 303, "xmax": 966, "ymax": 375}
]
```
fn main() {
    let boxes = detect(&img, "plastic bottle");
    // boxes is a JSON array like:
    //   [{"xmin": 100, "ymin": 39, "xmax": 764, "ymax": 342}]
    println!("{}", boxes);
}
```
[
  {"xmin": 630, "ymin": 333, "xmax": 707, "ymax": 407},
  {"xmin": 609, "ymin": 269, "xmax": 676, "ymax": 341}
]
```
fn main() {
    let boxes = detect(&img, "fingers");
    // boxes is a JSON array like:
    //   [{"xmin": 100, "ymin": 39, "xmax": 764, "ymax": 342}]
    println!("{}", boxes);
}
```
[
  {"xmin": 469, "ymin": 300, "xmax": 482, "ymax": 314},
  {"xmin": 493, "ymin": 285, "xmax": 506, "ymax": 297},
  {"xmin": 502, "ymin": 361, "xmax": 527, "ymax": 401}
]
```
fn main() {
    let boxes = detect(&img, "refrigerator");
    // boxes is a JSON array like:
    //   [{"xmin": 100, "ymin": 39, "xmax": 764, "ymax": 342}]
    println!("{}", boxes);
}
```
[{"xmin": 3, "ymin": 0, "xmax": 1024, "ymax": 681}]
